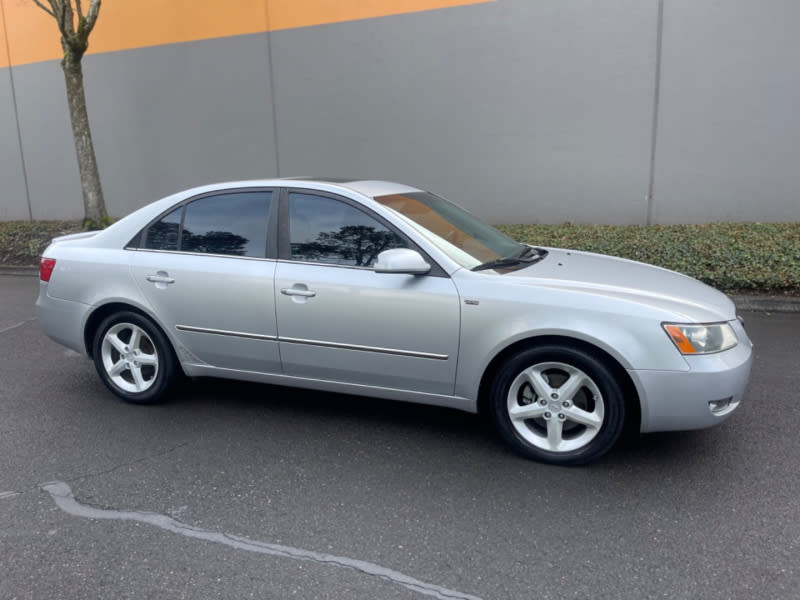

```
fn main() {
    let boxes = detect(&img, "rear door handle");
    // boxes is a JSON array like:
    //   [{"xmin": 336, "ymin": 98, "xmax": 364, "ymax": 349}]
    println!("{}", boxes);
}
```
[
  {"xmin": 281, "ymin": 287, "xmax": 316, "ymax": 298},
  {"xmin": 146, "ymin": 274, "xmax": 175, "ymax": 284}
]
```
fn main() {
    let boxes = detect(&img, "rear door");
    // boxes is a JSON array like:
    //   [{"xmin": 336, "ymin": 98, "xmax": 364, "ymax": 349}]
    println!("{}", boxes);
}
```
[{"xmin": 129, "ymin": 189, "xmax": 280, "ymax": 373}]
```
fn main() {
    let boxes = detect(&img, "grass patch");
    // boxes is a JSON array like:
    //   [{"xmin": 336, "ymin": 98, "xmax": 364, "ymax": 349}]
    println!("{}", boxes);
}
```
[
  {"xmin": 2, "ymin": 220, "xmax": 798, "ymax": 295},
  {"xmin": 498, "ymin": 222, "xmax": 800, "ymax": 294}
]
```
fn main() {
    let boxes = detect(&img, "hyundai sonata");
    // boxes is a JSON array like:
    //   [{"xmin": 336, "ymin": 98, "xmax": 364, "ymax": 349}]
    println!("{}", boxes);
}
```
[{"xmin": 37, "ymin": 178, "xmax": 753, "ymax": 465}]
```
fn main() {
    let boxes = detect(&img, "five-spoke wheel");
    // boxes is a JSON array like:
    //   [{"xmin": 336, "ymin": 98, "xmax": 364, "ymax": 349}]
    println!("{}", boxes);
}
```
[
  {"xmin": 491, "ymin": 345, "xmax": 625, "ymax": 465},
  {"xmin": 92, "ymin": 311, "xmax": 176, "ymax": 404}
]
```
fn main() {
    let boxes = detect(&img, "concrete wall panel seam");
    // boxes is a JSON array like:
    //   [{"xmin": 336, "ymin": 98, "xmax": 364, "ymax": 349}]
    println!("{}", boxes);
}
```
[{"xmin": 646, "ymin": 0, "xmax": 665, "ymax": 226}]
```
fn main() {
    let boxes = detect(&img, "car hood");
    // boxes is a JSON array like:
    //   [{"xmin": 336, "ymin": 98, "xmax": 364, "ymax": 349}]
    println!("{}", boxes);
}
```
[{"xmin": 505, "ymin": 248, "xmax": 736, "ymax": 322}]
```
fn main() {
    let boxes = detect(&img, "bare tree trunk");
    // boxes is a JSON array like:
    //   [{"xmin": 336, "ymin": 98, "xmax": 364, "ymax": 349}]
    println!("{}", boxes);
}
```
[{"xmin": 62, "ymin": 52, "xmax": 107, "ymax": 226}]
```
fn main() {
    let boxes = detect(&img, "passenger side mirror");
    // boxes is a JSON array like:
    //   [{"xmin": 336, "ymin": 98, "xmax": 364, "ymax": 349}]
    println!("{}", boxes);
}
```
[{"xmin": 374, "ymin": 248, "xmax": 431, "ymax": 275}]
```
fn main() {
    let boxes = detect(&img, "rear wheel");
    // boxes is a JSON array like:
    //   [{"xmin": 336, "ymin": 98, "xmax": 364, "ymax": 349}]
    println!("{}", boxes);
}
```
[
  {"xmin": 92, "ymin": 311, "xmax": 177, "ymax": 404},
  {"xmin": 490, "ymin": 345, "xmax": 625, "ymax": 465}
]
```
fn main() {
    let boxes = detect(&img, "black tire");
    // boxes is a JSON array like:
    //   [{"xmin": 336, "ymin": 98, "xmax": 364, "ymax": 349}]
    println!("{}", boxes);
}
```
[
  {"xmin": 91, "ymin": 311, "xmax": 177, "ymax": 404},
  {"xmin": 490, "ymin": 344, "xmax": 625, "ymax": 466}
]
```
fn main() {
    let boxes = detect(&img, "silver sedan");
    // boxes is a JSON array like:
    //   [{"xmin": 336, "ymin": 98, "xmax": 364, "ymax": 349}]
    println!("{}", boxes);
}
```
[{"xmin": 36, "ymin": 178, "xmax": 753, "ymax": 465}]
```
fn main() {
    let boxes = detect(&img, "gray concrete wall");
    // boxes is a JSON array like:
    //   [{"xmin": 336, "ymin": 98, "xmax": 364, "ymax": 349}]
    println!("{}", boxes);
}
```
[
  {"xmin": 0, "ymin": 62, "xmax": 30, "ymax": 220},
  {"xmin": 8, "ymin": 34, "xmax": 279, "ymax": 220},
  {"xmin": 653, "ymin": 0, "xmax": 800, "ymax": 223},
  {"xmin": 1, "ymin": 0, "xmax": 798, "ymax": 224}
]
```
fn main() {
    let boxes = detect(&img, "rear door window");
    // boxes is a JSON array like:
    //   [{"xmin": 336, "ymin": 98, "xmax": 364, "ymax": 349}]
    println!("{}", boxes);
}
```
[{"xmin": 143, "ymin": 191, "xmax": 272, "ymax": 258}]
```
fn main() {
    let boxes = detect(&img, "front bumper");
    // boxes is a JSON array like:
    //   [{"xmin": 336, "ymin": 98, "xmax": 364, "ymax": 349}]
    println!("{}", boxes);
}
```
[{"xmin": 631, "ymin": 322, "xmax": 753, "ymax": 433}]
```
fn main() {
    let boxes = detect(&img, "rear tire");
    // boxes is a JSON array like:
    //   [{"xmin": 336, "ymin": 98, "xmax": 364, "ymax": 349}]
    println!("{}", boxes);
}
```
[
  {"xmin": 92, "ymin": 311, "xmax": 177, "ymax": 404},
  {"xmin": 490, "ymin": 345, "xmax": 625, "ymax": 465}
]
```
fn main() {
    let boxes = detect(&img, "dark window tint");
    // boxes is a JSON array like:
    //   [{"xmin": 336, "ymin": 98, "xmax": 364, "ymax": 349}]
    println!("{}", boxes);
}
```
[
  {"xmin": 289, "ymin": 193, "xmax": 406, "ymax": 267},
  {"xmin": 181, "ymin": 192, "xmax": 271, "ymax": 257},
  {"xmin": 144, "ymin": 207, "xmax": 182, "ymax": 251}
]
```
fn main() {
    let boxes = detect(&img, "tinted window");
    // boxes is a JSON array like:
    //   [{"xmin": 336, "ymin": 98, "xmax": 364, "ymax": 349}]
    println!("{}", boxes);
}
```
[
  {"xmin": 144, "ymin": 192, "xmax": 271, "ymax": 258},
  {"xmin": 182, "ymin": 193, "xmax": 271, "ymax": 257},
  {"xmin": 289, "ymin": 193, "xmax": 406, "ymax": 267},
  {"xmin": 144, "ymin": 207, "xmax": 181, "ymax": 251}
]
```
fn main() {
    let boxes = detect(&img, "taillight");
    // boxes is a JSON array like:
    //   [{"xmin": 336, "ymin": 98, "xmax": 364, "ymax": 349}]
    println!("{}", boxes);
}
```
[{"xmin": 40, "ymin": 257, "xmax": 56, "ymax": 282}]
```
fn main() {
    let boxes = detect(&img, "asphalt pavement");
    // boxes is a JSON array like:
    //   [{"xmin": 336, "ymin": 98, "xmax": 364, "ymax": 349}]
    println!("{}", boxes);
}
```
[{"xmin": 2, "ymin": 274, "xmax": 799, "ymax": 600}]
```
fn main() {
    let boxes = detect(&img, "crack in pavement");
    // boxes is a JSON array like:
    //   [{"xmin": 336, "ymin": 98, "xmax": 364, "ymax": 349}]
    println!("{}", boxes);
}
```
[
  {"xmin": 0, "ymin": 443, "xmax": 193, "ymax": 501},
  {"xmin": 70, "ymin": 441, "xmax": 193, "ymax": 485},
  {"xmin": 40, "ymin": 481, "xmax": 484, "ymax": 600},
  {"xmin": 0, "ymin": 317, "xmax": 37, "ymax": 335}
]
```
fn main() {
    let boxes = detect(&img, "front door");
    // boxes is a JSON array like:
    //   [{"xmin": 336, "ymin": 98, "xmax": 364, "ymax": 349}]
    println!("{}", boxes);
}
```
[{"xmin": 275, "ymin": 190, "xmax": 460, "ymax": 395}]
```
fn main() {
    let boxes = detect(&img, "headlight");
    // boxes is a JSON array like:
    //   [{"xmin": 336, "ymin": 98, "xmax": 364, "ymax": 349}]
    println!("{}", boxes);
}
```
[{"xmin": 662, "ymin": 322, "xmax": 738, "ymax": 355}]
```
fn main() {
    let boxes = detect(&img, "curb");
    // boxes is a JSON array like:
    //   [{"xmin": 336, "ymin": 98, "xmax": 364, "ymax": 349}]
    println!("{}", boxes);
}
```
[
  {"xmin": 2, "ymin": 266, "xmax": 798, "ymax": 313},
  {"xmin": 0, "ymin": 266, "xmax": 38, "ymax": 277},
  {"xmin": 730, "ymin": 295, "xmax": 800, "ymax": 314}
]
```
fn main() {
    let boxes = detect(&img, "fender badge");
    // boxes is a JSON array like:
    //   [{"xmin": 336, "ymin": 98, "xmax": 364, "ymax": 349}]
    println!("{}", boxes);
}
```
[{"xmin": 464, "ymin": 299, "xmax": 480, "ymax": 306}]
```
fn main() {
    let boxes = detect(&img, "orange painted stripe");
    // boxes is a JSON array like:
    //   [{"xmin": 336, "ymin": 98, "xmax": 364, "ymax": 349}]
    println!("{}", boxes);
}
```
[
  {"xmin": 269, "ymin": 0, "xmax": 491, "ymax": 31},
  {"xmin": 0, "ymin": 1, "xmax": 10, "ymax": 68},
  {"xmin": 0, "ymin": 0, "xmax": 492, "ymax": 69}
]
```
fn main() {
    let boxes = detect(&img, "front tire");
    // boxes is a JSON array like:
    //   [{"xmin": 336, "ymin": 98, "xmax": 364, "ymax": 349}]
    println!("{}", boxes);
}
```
[
  {"xmin": 92, "ymin": 311, "xmax": 177, "ymax": 404},
  {"xmin": 490, "ymin": 345, "xmax": 625, "ymax": 465}
]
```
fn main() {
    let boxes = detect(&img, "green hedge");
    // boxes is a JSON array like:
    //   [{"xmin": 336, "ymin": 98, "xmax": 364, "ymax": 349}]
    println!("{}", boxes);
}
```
[
  {"xmin": 0, "ymin": 221, "xmax": 83, "ymax": 267},
  {"xmin": 2, "ymin": 220, "xmax": 798, "ymax": 294},
  {"xmin": 498, "ymin": 222, "xmax": 800, "ymax": 294}
]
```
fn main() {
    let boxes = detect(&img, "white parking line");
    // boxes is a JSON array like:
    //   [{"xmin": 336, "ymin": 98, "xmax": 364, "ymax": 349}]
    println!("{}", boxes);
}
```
[{"xmin": 42, "ymin": 481, "xmax": 483, "ymax": 600}]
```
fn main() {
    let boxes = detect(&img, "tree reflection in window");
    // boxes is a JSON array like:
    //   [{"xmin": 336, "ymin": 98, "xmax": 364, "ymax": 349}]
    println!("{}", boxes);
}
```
[
  {"xmin": 182, "ymin": 229, "xmax": 248, "ymax": 256},
  {"xmin": 292, "ymin": 225, "xmax": 405, "ymax": 267},
  {"xmin": 145, "ymin": 219, "xmax": 179, "ymax": 251},
  {"xmin": 289, "ymin": 193, "xmax": 406, "ymax": 267},
  {"xmin": 144, "ymin": 206, "xmax": 182, "ymax": 251},
  {"xmin": 143, "ymin": 192, "xmax": 270, "ymax": 257}
]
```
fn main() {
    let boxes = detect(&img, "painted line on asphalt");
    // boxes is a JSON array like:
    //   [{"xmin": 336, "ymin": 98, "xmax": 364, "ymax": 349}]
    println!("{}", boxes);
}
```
[
  {"xmin": 41, "ymin": 480, "xmax": 483, "ymax": 600},
  {"xmin": 0, "ymin": 491, "xmax": 21, "ymax": 499},
  {"xmin": 0, "ymin": 317, "xmax": 36, "ymax": 334}
]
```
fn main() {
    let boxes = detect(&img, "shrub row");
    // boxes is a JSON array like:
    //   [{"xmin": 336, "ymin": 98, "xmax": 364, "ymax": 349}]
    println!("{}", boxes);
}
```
[
  {"xmin": 498, "ymin": 222, "xmax": 800, "ymax": 294},
  {"xmin": 2, "ymin": 220, "xmax": 798, "ymax": 294}
]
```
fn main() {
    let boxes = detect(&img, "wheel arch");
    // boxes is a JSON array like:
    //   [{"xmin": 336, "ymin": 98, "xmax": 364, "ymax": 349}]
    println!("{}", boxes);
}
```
[
  {"xmin": 83, "ymin": 302, "xmax": 174, "ymax": 362},
  {"xmin": 477, "ymin": 335, "xmax": 641, "ymax": 434}
]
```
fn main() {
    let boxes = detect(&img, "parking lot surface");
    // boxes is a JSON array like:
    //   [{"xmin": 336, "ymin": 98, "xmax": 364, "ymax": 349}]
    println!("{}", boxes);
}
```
[{"xmin": 1, "ymin": 274, "xmax": 799, "ymax": 599}]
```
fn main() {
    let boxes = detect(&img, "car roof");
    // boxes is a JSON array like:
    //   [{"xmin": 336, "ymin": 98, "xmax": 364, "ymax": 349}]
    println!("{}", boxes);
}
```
[{"xmin": 278, "ymin": 177, "xmax": 423, "ymax": 198}]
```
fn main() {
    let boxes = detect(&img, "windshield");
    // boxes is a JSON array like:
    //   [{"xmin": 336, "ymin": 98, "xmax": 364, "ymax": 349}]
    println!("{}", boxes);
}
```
[{"xmin": 373, "ymin": 192, "xmax": 524, "ymax": 269}]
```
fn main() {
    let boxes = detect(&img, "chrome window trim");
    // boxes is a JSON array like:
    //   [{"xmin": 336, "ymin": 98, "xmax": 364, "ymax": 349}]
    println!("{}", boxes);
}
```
[
  {"xmin": 175, "ymin": 325, "xmax": 278, "ymax": 341},
  {"xmin": 280, "ymin": 336, "xmax": 448, "ymax": 360},
  {"xmin": 276, "ymin": 258, "xmax": 376, "ymax": 271},
  {"xmin": 127, "ymin": 248, "xmax": 277, "ymax": 262}
]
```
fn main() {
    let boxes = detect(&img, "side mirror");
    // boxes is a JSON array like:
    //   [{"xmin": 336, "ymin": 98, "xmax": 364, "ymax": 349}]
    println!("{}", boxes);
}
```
[{"xmin": 374, "ymin": 248, "xmax": 431, "ymax": 275}]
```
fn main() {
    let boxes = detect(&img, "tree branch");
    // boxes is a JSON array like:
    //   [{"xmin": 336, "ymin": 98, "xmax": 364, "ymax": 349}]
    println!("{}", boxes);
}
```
[
  {"xmin": 54, "ymin": 1, "xmax": 69, "ymax": 35},
  {"xmin": 31, "ymin": 0, "xmax": 56, "ymax": 18},
  {"xmin": 84, "ymin": 0, "xmax": 101, "ymax": 33},
  {"xmin": 75, "ymin": 0, "xmax": 84, "ymax": 21},
  {"xmin": 61, "ymin": 1, "xmax": 75, "ymax": 35}
]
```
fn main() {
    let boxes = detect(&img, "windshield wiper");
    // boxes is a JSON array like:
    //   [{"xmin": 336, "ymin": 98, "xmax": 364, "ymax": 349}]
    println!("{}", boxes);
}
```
[
  {"xmin": 472, "ymin": 246, "xmax": 548, "ymax": 272},
  {"xmin": 472, "ymin": 257, "xmax": 525, "ymax": 271}
]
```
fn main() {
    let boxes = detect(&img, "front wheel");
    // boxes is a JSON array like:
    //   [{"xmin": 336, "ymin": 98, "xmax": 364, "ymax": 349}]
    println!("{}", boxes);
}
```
[
  {"xmin": 92, "ymin": 311, "xmax": 177, "ymax": 404},
  {"xmin": 490, "ymin": 345, "xmax": 626, "ymax": 465}
]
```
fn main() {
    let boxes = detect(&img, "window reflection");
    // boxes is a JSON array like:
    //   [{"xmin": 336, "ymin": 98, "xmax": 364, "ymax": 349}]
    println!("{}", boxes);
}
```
[
  {"xmin": 289, "ymin": 193, "xmax": 405, "ymax": 267},
  {"xmin": 143, "ymin": 192, "xmax": 271, "ymax": 258},
  {"xmin": 182, "ymin": 229, "xmax": 249, "ymax": 256},
  {"xmin": 144, "ymin": 207, "xmax": 181, "ymax": 251}
]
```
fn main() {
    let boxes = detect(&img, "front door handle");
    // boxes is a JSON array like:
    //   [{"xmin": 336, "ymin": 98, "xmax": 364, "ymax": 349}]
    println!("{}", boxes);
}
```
[{"xmin": 281, "ymin": 287, "xmax": 316, "ymax": 298}]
